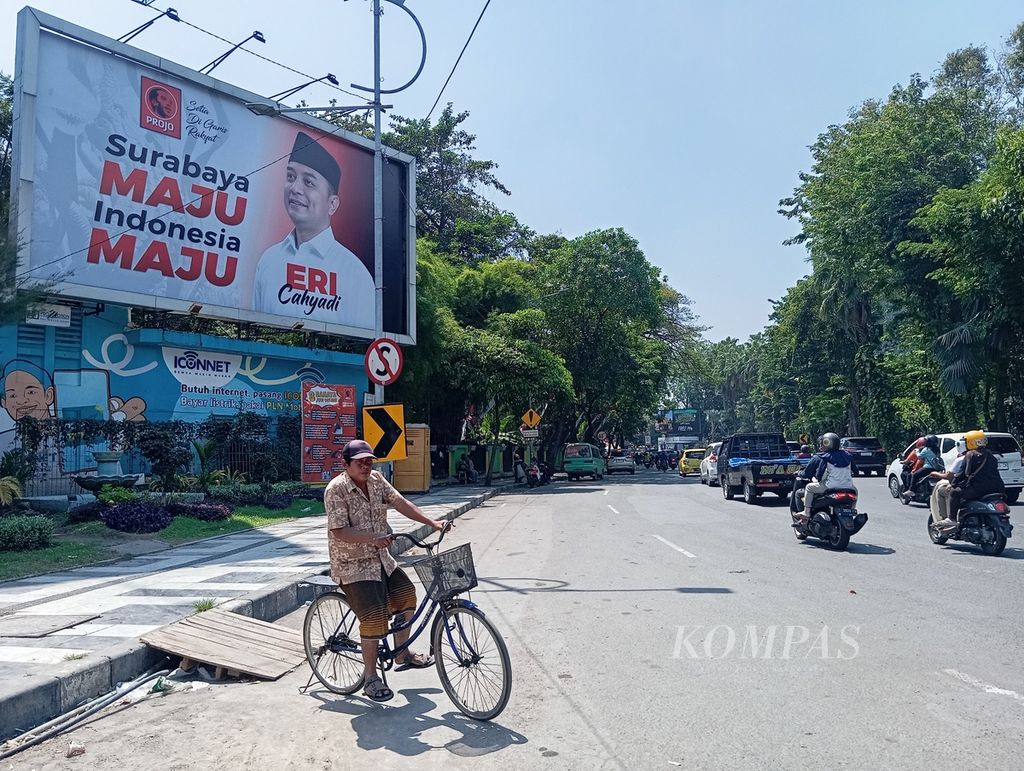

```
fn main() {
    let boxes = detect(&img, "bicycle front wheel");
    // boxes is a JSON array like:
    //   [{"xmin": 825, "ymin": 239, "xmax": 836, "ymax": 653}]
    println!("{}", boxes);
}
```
[
  {"xmin": 433, "ymin": 605, "xmax": 512, "ymax": 720},
  {"xmin": 303, "ymin": 591, "xmax": 364, "ymax": 694}
]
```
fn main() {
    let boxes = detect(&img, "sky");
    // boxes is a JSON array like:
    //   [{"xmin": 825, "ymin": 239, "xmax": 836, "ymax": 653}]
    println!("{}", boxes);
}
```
[{"xmin": 3, "ymin": 0, "xmax": 1024, "ymax": 341}]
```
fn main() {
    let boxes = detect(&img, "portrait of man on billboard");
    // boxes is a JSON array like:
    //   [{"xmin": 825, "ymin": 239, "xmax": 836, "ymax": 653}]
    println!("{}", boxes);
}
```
[
  {"xmin": 146, "ymin": 85, "xmax": 176, "ymax": 119},
  {"xmin": 252, "ymin": 132, "xmax": 375, "ymax": 329}
]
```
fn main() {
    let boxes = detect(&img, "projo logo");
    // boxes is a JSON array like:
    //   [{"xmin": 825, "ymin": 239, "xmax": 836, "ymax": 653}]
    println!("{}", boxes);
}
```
[
  {"xmin": 173, "ymin": 350, "xmax": 232, "ymax": 373},
  {"xmin": 162, "ymin": 346, "xmax": 242, "ymax": 388}
]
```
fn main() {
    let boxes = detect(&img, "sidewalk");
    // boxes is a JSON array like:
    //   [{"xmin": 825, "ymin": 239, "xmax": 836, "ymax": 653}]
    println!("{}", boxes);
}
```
[{"xmin": 0, "ymin": 481, "xmax": 517, "ymax": 741}]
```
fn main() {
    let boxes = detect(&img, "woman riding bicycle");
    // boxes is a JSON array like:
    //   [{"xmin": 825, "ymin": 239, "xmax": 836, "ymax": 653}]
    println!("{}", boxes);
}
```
[{"xmin": 325, "ymin": 439, "xmax": 447, "ymax": 702}]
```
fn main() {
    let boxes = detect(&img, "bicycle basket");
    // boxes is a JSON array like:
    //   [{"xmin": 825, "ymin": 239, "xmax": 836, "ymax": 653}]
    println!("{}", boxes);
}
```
[{"xmin": 412, "ymin": 543, "xmax": 477, "ymax": 602}]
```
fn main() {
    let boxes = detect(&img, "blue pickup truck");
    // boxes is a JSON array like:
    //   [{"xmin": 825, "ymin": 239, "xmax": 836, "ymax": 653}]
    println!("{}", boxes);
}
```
[{"xmin": 716, "ymin": 432, "xmax": 807, "ymax": 504}]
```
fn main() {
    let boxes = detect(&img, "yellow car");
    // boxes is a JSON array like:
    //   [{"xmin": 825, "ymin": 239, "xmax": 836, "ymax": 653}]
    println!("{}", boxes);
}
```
[{"xmin": 678, "ymin": 448, "xmax": 706, "ymax": 476}]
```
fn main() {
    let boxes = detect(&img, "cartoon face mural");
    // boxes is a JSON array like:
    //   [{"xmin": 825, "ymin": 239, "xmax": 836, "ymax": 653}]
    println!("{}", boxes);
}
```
[{"xmin": 1, "ymin": 360, "xmax": 56, "ymax": 420}]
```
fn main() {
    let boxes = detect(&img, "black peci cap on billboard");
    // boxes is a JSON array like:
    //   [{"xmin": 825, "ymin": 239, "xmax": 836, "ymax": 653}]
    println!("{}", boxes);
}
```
[{"xmin": 288, "ymin": 132, "xmax": 341, "ymax": 192}]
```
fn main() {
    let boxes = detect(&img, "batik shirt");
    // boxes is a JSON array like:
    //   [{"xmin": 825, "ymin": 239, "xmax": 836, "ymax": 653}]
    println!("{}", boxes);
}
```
[{"xmin": 325, "ymin": 469, "xmax": 401, "ymax": 584}]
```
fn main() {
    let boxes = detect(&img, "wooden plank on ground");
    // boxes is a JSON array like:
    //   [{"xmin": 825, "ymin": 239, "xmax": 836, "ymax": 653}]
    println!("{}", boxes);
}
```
[
  {"xmin": 182, "ymin": 614, "xmax": 303, "ymax": 650},
  {"xmin": 143, "ymin": 624, "xmax": 295, "ymax": 669},
  {"xmin": 140, "ymin": 609, "xmax": 306, "ymax": 680},
  {"xmin": 185, "ymin": 611, "xmax": 303, "ymax": 644}
]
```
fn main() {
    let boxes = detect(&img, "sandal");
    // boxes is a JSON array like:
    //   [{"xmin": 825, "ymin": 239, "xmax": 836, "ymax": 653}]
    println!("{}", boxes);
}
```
[
  {"xmin": 394, "ymin": 652, "xmax": 434, "ymax": 671},
  {"xmin": 362, "ymin": 676, "xmax": 394, "ymax": 702}
]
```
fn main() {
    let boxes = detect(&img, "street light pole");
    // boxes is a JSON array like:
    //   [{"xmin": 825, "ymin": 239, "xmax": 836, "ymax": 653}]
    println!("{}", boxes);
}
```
[
  {"xmin": 352, "ymin": 0, "xmax": 425, "ymax": 405},
  {"xmin": 372, "ymin": 0, "xmax": 384, "ymax": 407}
]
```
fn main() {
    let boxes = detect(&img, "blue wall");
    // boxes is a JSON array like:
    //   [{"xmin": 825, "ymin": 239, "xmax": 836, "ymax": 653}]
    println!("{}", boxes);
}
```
[{"xmin": 0, "ymin": 304, "xmax": 367, "ymax": 469}]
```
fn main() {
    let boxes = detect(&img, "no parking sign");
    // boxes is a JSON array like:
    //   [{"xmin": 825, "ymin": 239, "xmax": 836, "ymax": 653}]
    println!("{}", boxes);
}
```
[{"xmin": 364, "ymin": 337, "xmax": 404, "ymax": 387}]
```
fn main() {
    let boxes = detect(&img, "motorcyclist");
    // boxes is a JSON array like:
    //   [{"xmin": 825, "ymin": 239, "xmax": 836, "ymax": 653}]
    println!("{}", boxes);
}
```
[
  {"xmin": 456, "ymin": 454, "xmax": 476, "ymax": 484},
  {"xmin": 797, "ymin": 444, "xmax": 813, "ymax": 459},
  {"xmin": 655, "ymin": 449, "xmax": 668, "ymax": 469},
  {"xmin": 903, "ymin": 434, "xmax": 944, "ymax": 502},
  {"xmin": 796, "ymin": 432, "xmax": 854, "ymax": 523},
  {"xmin": 934, "ymin": 430, "xmax": 1005, "ymax": 532},
  {"xmin": 929, "ymin": 440, "xmax": 967, "ymax": 526},
  {"xmin": 900, "ymin": 437, "xmax": 926, "ymax": 494}
]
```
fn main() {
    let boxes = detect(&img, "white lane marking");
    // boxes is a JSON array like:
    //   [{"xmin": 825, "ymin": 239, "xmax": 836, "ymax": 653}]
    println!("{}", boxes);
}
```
[
  {"xmin": 603, "ymin": 489, "xmax": 609, "ymax": 496},
  {"xmin": 943, "ymin": 669, "xmax": 1024, "ymax": 702},
  {"xmin": 501, "ymin": 503, "xmax": 507, "ymax": 508},
  {"xmin": 653, "ymin": 534, "xmax": 696, "ymax": 559},
  {"xmin": 607, "ymin": 505, "xmax": 620, "ymax": 514}
]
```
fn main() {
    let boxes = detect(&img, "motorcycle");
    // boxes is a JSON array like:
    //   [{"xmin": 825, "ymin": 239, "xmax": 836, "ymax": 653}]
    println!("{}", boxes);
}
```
[
  {"xmin": 789, "ymin": 477, "xmax": 868, "ymax": 551},
  {"xmin": 526, "ymin": 463, "xmax": 542, "ymax": 488},
  {"xmin": 901, "ymin": 475, "xmax": 934, "ymax": 506},
  {"xmin": 928, "ymin": 493, "xmax": 1013, "ymax": 556},
  {"xmin": 656, "ymin": 457, "xmax": 669, "ymax": 472},
  {"xmin": 643, "ymin": 454, "xmax": 652, "ymax": 469}
]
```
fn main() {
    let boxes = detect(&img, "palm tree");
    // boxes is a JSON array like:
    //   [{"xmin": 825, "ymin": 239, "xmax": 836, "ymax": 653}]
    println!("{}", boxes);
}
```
[{"xmin": 0, "ymin": 475, "xmax": 22, "ymax": 508}]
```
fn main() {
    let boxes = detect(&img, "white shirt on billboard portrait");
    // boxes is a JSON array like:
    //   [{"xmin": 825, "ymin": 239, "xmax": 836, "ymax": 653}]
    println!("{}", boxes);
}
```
[{"xmin": 252, "ymin": 227, "xmax": 375, "ymax": 329}]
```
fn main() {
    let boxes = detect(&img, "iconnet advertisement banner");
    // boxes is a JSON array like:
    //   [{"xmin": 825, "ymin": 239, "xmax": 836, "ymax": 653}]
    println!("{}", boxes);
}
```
[
  {"xmin": 21, "ymin": 25, "xmax": 410, "ymax": 338},
  {"xmin": 301, "ymin": 382, "xmax": 357, "ymax": 483}
]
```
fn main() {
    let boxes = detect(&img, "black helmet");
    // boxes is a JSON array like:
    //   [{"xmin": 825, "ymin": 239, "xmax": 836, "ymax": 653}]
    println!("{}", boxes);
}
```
[
  {"xmin": 924, "ymin": 434, "xmax": 939, "ymax": 450},
  {"xmin": 819, "ymin": 432, "xmax": 840, "ymax": 452},
  {"xmin": 800, "ymin": 444, "xmax": 812, "ymax": 454}
]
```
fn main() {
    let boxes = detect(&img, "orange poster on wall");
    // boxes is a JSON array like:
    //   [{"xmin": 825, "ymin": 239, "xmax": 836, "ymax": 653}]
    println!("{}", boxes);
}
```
[{"xmin": 301, "ymin": 383, "xmax": 357, "ymax": 483}]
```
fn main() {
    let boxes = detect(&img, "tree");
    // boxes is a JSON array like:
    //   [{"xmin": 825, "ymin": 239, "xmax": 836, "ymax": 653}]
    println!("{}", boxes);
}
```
[
  {"xmin": 0, "ymin": 73, "xmax": 53, "ymax": 325},
  {"xmin": 383, "ymin": 104, "xmax": 510, "ymax": 247}
]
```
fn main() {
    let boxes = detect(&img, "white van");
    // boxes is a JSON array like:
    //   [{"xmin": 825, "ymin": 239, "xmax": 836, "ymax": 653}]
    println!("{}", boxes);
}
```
[{"xmin": 885, "ymin": 432, "xmax": 1023, "ymax": 503}]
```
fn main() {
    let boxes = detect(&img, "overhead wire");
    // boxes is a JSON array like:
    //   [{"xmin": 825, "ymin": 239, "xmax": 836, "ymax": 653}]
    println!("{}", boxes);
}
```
[
  {"xmin": 137, "ymin": 1, "xmax": 367, "ymax": 102},
  {"xmin": 426, "ymin": 0, "xmax": 491, "ymax": 120}
]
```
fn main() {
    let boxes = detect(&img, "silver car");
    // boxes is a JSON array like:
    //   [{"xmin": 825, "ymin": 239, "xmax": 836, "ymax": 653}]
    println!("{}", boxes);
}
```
[
  {"xmin": 700, "ymin": 442, "xmax": 723, "ymax": 486},
  {"xmin": 607, "ymin": 449, "xmax": 636, "ymax": 475}
]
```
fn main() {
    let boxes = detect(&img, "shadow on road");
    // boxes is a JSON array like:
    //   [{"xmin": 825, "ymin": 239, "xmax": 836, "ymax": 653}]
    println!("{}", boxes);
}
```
[
  {"xmin": 472, "ymin": 576, "xmax": 734, "ymax": 595},
  {"xmin": 312, "ymin": 687, "xmax": 527, "ymax": 758},
  {"xmin": 844, "ymin": 543, "xmax": 897, "ymax": 556},
  {"xmin": 942, "ymin": 544, "xmax": 1024, "ymax": 560}
]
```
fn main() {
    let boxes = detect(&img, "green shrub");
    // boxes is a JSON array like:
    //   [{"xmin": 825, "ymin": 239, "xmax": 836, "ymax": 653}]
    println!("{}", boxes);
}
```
[
  {"xmin": 0, "ymin": 515, "xmax": 54, "ymax": 551},
  {"xmin": 208, "ymin": 483, "xmax": 265, "ymax": 506},
  {"xmin": 271, "ymin": 481, "xmax": 308, "ymax": 496},
  {"xmin": 1, "ymin": 449, "xmax": 37, "ymax": 485},
  {"xmin": 98, "ymin": 485, "xmax": 140, "ymax": 506}
]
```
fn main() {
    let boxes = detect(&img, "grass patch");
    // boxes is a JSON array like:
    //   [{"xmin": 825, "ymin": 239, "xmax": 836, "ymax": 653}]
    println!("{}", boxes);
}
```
[
  {"xmin": 63, "ymin": 652, "xmax": 88, "ymax": 661},
  {"xmin": 67, "ymin": 521, "xmax": 115, "ymax": 538},
  {"xmin": 192, "ymin": 598, "xmax": 217, "ymax": 613},
  {"xmin": 160, "ymin": 499, "xmax": 324, "ymax": 544},
  {"xmin": 0, "ymin": 542, "xmax": 114, "ymax": 582}
]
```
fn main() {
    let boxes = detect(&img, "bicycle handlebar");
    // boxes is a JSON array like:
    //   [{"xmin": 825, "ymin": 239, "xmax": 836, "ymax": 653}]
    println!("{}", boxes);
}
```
[{"xmin": 391, "ymin": 520, "xmax": 452, "ymax": 550}]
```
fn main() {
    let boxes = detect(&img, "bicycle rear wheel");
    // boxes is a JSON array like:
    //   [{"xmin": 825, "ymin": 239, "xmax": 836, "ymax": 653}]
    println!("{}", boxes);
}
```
[
  {"xmin": 303, "ymin": 591, "xmax": 364, "ymax": 694},
  {"xmin": 433, "ymin": 605, "xmax": 511, "ymax": 720}
]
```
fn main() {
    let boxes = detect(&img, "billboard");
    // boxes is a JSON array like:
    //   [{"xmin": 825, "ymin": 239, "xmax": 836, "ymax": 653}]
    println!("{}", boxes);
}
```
[
  {"xmin": 656, "ymin": 408, "xmax": 701, "ymax": 435},
  {"xmin": 11, "ymin": 8, "xmax": 416, "ymax": 342}
]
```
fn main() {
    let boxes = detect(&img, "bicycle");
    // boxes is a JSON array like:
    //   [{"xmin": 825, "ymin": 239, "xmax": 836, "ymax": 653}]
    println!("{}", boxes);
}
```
[{"xmin": 302, "ymin": 524, "xmax": 512, "ymax": 720}]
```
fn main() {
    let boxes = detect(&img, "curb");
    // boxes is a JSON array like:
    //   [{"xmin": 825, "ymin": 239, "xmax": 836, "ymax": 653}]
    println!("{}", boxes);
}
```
[{"xmin": 0, "ymin": 484, "xmax": 508, "ymax": 742}]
